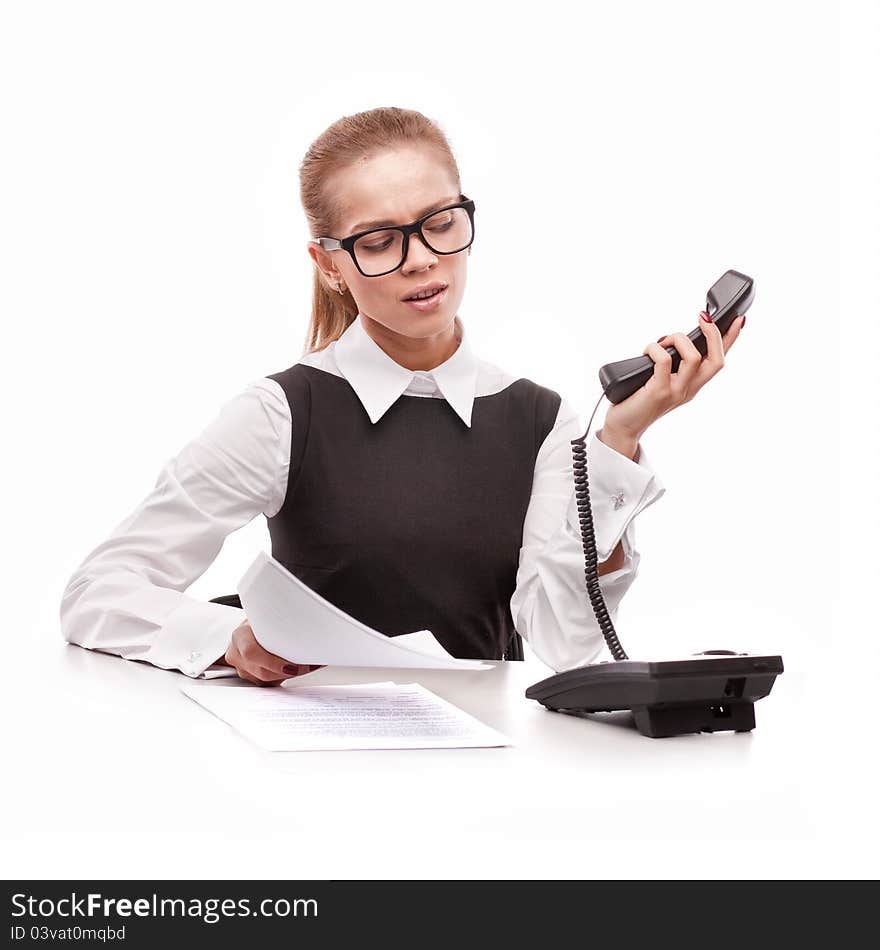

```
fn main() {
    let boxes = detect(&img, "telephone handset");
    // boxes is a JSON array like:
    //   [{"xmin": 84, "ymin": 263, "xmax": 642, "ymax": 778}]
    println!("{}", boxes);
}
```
[
  {"xmin": 599, "ymin": 269, "xmax": 755, "ymax": 404},
  {"xmin": 525, "ymin": 270, "xmax": 783, "ymax": 738}
]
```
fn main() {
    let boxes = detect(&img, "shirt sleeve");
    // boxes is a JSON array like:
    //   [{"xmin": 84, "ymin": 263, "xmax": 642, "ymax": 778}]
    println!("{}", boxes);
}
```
[
  {"xmin": 59, "ymin": 378, "xmax": 291, "ymax": 679},
  {"xmin": 510, "ymin": 397, "xmax": 666, "ymax": 672}
]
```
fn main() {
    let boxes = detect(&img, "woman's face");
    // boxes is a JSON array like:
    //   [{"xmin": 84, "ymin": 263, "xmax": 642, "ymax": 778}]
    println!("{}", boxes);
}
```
[{"xmin": 309, "ymin": 147, "xmax": 468, "ymax": 342}]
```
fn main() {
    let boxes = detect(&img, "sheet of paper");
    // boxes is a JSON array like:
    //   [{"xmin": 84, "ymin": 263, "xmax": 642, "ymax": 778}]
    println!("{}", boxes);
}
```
[
  {"xmin": 236, "ymin": 550, "xmax": 491, "ymax": 671},
  {"xmin": 181, "ymin": 681, "xmax": 511, "ymax": 751}
]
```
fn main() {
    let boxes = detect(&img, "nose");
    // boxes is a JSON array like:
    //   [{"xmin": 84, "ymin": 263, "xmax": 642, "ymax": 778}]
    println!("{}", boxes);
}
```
[{"xmin": 402, "ymin": 233, "xmax": 438, "ymax": 273}]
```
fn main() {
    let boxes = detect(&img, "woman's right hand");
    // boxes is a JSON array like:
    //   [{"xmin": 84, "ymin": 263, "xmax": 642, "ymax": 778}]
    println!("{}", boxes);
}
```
[{"xmin": 220, "ymin": 618, "xmax": 324, "ymax": 687}]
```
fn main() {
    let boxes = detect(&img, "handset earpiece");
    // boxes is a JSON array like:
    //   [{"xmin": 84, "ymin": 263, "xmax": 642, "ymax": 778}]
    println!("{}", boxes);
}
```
[{"xmin": 598, "ymin": 269, "xmax": 755, "ymax": 404}]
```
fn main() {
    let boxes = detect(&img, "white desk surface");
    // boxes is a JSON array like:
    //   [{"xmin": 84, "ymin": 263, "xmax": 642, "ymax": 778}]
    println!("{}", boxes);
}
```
[{"xmin": 1, "ymin": 638, "xmax": 873, "ymax": 879}]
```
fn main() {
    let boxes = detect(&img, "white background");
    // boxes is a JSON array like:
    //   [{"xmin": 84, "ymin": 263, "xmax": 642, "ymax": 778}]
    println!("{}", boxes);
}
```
[{"xmin": 1, "ymin": 0, "xmax": 876, "ymax": 878}]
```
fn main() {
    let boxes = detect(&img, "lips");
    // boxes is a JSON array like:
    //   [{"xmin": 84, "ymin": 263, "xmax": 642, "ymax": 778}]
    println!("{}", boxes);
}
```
[
  {"xmin": 402, "ymin": 281, "xmax": 448, "ymax": 301},
  {"xmin": 403, "ymin": 285, "xmax": 449, "ymax": 311}
]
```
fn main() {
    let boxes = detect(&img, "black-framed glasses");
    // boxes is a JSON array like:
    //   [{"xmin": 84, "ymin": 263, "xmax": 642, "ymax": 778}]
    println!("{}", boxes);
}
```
[{"xmin": 310, "ymin": 194, "xmax": 476, "ymax": 277}]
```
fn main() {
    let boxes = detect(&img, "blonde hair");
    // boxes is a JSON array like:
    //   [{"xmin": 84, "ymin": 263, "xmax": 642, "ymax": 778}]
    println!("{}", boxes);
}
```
[{"xmin": 299, "ymin": 106, "xmax": 462, "ymax": 354}]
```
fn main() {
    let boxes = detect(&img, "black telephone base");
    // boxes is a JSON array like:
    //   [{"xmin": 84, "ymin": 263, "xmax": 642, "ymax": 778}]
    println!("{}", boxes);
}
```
[
  {"xmin": 526, "ymin": 655, "xmax": 783, "ymax": 739},
  {"xmin": 559, "ymin": 699, "xmax": 757, "ymax": 738},
  {"xmin": 633, "ymin": 700, "xmax": 755, "ymax": 737}
]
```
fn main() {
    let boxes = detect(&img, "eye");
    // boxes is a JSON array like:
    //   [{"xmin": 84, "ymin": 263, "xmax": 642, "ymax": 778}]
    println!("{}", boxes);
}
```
[
  {"xmin": 360, "ymin": 238, "xmax": 393, "ymax": 252},
  {"xmin": 424, "ymin": 212, "xmax": 454, "ymax": 232}
]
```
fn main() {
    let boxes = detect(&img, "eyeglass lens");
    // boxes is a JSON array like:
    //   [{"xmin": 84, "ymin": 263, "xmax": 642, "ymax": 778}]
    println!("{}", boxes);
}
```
[{"xmin": 352, "ymin": 207, "xmax": 473, "ymax": 276}]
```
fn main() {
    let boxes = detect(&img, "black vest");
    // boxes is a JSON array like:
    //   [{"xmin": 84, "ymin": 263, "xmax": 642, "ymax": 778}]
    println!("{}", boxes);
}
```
[{"xmin": 264, "ymin": 363, "xmax": 561, "ymax": 660}]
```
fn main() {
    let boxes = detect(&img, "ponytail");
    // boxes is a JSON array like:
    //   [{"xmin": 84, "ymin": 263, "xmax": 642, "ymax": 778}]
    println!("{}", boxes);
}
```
[{"xmin": 304, "ymin": 268, "xmax": 357, "ymax": 354}]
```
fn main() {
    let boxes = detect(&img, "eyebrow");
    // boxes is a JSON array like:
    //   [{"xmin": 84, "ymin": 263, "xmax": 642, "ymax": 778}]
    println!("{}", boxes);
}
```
[{"xmin": 349, "ymin": 195, "xmax": 461, "ymax": 233}]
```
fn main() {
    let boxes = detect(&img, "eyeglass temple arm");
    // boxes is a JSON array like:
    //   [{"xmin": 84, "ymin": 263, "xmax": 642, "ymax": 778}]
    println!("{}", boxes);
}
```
[{"xmin": 311, "ymin": 238, "xmax": 342, "ymax": 250}]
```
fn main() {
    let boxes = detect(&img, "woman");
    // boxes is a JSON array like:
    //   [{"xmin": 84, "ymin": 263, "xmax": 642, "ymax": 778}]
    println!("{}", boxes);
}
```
[{"xmin": 60, "ymin": 106, "xmax": 744, "ymax": 686}]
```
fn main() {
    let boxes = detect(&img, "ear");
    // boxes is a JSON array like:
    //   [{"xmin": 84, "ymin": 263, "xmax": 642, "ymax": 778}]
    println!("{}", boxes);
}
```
[{"xmin": 307, "ymin": 240, "xmax": 341, "ymax": 282}]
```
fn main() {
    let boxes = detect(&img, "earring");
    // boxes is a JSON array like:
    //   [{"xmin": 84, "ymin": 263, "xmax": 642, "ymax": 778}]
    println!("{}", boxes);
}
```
[{"xmin": 336, "ymin": 283, "xmax": 345, "ymax": 295}]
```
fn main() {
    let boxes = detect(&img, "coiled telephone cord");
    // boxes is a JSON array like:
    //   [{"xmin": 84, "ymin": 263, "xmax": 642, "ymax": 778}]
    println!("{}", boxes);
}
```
[{"xmin": 571, "ymin": 391, "xmax": 629, "ymax": 661}]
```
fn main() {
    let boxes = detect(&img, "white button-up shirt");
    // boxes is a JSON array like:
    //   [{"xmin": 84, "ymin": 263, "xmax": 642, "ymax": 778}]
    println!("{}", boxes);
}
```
[{"xmin": 60, "ymin": 313, "xmax": 665, "ymax": 678}]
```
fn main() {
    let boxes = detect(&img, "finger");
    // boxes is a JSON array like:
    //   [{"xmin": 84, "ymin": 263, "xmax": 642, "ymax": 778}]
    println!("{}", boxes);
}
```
[
  {"xmin": 224, "ymin": 643, "xmax": 241, "ymax": 669},
  {"xmin": 226, "ymin": 642, "xmax": 281, "ymax": 681},
  {"xmin": 686, "ymin": 311, "xmax": 728, "ymax": 393},
  {"xmin": 642, "ymin": 340, "xmax": 674, "ymax": 389},
  {"xmin": 698, "ymin": 311, "xmax": 725, "ymax": 367},
  {"xmin": 662, "ymin": 331, "xmax": 703, "ymax": 381},
  {"xmin": 281, "ymin": 663, "xmax": 319, "ymax": 678},
  {"xmin": 238, "ymin": 669, "xmax": 285, "ymax": 687},
  {"xmin": 235, "ymin": 627, "xmax": 295, "ymax": 679},
  {"xmin": 227, "ymin": 637, "xmax": 288, "ymax": 684},
  {"xmin": 719, "ymin": 313, "xmax": 746, "ymax": 355},
  {"xmin": 245, "ymin": 664, "xmax": 289, "ymax": 685},
  {"xmin": 657, "ymin": 331, "xmax": 702, "ymax": 404}
]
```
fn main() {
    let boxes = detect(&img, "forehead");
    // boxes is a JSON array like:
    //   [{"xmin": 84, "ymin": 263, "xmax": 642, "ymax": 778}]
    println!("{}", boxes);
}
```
[{"xmin": 333, "ymin": 147, "xmax": 459, "ymax": 233}]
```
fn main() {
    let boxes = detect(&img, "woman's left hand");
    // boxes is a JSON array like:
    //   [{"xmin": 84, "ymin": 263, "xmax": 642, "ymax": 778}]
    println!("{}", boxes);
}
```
[{"xmin": 602, "ymin": 311, "xmax": 747, "ymax": 442}]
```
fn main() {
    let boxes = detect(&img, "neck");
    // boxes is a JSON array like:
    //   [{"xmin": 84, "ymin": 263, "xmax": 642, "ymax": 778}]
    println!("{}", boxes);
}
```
[{"xmin": 360, "ymin": 314, "xmax": 460, "ymax": 371}]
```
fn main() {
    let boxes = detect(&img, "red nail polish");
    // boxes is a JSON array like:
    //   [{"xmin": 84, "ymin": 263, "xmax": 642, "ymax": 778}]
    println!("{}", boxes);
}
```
[
  {"xmin": 283, "ymin": 665, "xmax": 299, "ymax": 674},
  {"xmin": 699, "ymin": 311, "xmax": 711, "ymax": 323},
  {"xmin": 740, "ymin": 315, "xmax": 747, "ymax": 328},
  {"xmin": 657, "ymin": 336, "xmax": 667, "ymax": 343}
]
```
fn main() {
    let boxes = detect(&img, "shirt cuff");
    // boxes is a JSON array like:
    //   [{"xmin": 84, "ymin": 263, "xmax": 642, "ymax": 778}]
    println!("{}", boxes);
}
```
[
  {"xmin": 565, "ymin": 431, "xmax": 666, "ymax": 561},
  {"xmin": 200, "ymin": 665, "xmax": 241, "ymax": 679},
  {"xmin": 145, "ymin": 599, "xmax": 246, "ymax": 678}
]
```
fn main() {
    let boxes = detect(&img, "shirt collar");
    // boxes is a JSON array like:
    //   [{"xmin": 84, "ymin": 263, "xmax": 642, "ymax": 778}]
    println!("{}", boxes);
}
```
[{"xmin": 333, "ymin": 313, "xmax": 479, "ymax": 428}]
